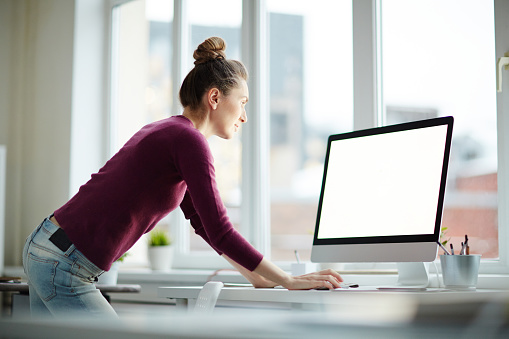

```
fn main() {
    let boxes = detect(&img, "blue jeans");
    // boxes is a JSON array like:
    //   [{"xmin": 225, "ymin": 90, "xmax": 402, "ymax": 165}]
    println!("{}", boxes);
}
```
[{"xmin": 22, "ymin": 216, "xmax": 117, "ymax": 318}]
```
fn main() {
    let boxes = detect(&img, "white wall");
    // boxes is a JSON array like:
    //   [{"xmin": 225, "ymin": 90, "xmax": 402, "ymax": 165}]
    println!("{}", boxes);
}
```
[
  {"xmin": 0, "ymin": 0, "xmax": 75, "ymax": 267},
  {"xmin": 0, "ymin": 0, "xmax": 114, "ymax": 269},
  {"xmin": 0, "ymin": 0, "xmax": 11, "ymax": 271},
  {"xmin": 0, "ymin": 1, "xmax": 10, "ymax": 149}
]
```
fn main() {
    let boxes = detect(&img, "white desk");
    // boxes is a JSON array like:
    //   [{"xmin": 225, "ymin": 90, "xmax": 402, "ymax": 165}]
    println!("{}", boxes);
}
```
[
  {"xmin": 160, "ymin": 285, "xmax": 361, "ymax": 310},
  {"xmin": 158, "ymin": 285, "xmax": 509, "ymax": 315}
]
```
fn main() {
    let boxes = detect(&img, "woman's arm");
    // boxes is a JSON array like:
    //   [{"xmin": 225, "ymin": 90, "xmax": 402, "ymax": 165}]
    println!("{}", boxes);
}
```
[
  {"xmin": 177, "ymin": 132, "xmax": 264, "ymax": 271},
  {"xmin": 223, "ymin": 254, "xmax": 343, "ymax": 290}
]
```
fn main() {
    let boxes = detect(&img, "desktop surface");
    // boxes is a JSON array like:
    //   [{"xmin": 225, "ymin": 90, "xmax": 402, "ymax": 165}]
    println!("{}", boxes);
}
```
[{"xmin": 159, "ymin": 284, "xmax": 509, "ymax": 308}]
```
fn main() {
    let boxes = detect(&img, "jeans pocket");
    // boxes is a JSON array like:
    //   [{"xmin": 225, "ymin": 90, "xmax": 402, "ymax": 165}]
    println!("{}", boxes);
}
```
[{"xmin": 27, "ymin": 253, "xmax": 58, "ymax": 302}]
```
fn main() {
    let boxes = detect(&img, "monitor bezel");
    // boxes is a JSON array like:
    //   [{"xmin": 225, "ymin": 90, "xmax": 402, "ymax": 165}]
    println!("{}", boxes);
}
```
[{"xmin": 312, "ymin": 116, "xmax": 454, "ymax": 247}]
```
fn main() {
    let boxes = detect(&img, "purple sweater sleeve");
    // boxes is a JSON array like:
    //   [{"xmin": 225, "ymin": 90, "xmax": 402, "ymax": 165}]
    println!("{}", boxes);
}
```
[
  {"xmin": 180, "ymin": 190, "xmax": 223, "ymax": 255},
  {"xmin": 176, "ymin": 129, "xmax": 263, "ymax": 272}
]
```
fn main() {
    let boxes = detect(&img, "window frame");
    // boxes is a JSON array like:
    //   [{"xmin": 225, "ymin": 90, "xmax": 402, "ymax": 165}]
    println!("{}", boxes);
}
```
[
  {"xmin": 106, "ymin": 0, "xmax": 509, "ymax": 274},
  {"xmin": 493, "ymin": 0, "xmax": 509, "ymax": 274}
]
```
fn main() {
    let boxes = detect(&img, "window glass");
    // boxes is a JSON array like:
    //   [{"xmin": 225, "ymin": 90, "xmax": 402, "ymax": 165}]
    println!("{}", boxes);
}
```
[
  {"xmin": 111, "ymin": 0, "xmax": 173, "ymax": 153},
  {"xmin": 267, "ymin": 0, "xmax": 353, "ymax": 261},
  {"xmin": 381, "ymin": 0, "xmax": 497, "ymax": 258},
  {"xmin": 110, "ymin": 0, "xmax": 173, "ymax": 266},
  {"xmin": 185, "ymin": 0, "xmax": 243, "ymax": 252}
]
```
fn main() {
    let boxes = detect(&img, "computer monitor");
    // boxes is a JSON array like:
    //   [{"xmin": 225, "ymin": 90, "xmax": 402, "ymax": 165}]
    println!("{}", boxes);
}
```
[{"xmin": 311, "ymin": 116, "xmax": 453, "ymax": 288}]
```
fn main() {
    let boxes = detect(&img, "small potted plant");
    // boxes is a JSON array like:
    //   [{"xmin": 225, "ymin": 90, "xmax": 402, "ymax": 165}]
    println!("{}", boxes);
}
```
[
  {"xmin": 96, "ymin": 252, "xmax": 129, "ymax": 285},
  {"xmin": 147, "ymin": 228, "xmax": 173, "ymax": 271}
]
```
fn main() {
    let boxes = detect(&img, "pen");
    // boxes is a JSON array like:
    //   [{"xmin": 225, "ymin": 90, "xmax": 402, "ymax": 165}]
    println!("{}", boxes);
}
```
[
  {"xmin": 460, "ymin": 235, "xmax": 468, "ymax": 255},
  {"xmin": 450, "ymin": 243, "xmax": 455, "ymax": 255},
  {"xmin": 437, "ymin": 241, "xmax": 451, "ymax": 255},
  {"xmin": 294, "ymin": 250, "xmax": 301, "ymax": 264}
]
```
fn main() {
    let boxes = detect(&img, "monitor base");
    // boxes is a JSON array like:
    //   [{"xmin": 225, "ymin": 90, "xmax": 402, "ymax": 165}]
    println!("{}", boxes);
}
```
[{"xmin": 376, "ymin": 262, "xmax": 430, "ymax": 291}]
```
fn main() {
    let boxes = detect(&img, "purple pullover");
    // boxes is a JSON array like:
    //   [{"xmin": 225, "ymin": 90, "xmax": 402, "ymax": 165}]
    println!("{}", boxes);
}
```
[{"xmin": 54, "ymin": 115, "xmax": 263, "ymax": 271}]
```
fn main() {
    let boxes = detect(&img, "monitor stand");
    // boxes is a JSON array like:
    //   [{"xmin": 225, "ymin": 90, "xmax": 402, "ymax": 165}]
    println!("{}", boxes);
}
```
[{"xmin": 377, "ymin": 262, "xmax": 430, "ymax": 291}]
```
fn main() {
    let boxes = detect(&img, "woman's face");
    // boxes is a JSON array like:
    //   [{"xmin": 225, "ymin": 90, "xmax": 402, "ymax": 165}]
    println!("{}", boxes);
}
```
[{"xmin": 211, "ymin": 79, "xmax": 249, "ymax": 139}]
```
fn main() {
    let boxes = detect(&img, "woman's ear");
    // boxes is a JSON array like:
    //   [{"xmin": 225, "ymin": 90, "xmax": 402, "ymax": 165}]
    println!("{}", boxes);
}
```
[{"xmin": 207, "ymin": 88, "xmax": 220, "ymax": 109}]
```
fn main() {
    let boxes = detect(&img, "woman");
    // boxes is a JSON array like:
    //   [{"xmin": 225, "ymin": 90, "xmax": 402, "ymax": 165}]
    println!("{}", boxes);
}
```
[{"xmin": 22, "ymin": 37, "xmax": 343, "ymax": 317}]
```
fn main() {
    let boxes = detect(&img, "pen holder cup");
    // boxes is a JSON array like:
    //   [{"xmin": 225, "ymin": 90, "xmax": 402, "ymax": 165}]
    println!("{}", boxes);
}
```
[{"xmin": 440, "ymin": 254, "xmax": 481, "ymax": 290}]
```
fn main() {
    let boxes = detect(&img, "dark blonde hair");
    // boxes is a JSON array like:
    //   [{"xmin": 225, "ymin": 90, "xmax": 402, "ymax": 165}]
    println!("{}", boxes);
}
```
[{"xmin": 179, "ymin": 37, "xmax": 248, "ymax": 110}]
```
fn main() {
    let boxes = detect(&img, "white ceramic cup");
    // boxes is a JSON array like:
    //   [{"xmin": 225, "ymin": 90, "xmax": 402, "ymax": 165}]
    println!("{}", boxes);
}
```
[{"xmin": 291, "ymin": 262, "xmax": 319, "ymax": 276}]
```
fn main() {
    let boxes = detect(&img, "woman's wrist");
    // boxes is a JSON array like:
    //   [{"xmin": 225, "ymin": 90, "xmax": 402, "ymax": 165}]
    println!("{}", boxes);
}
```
[
  {"xmin": 253, "ymin": 258, "xmax": 293, "ymax": 287},
  {"xmin": 278, "ymin": 273, "xmax": 293, "ymax": 288}
]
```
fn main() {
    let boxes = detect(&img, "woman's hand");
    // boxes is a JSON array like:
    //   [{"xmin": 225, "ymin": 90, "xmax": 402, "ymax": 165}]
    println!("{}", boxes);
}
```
[
  {"xmin": 282, "ymin": 269, "xmax": 343, "ymax": 290},
  {"xmin": 224, "ymin": 255, "xmax": 343, "ymax": 290},
  {"xmin": 253, "ymin": 258, "xmax": 343, "ymax": 290}
]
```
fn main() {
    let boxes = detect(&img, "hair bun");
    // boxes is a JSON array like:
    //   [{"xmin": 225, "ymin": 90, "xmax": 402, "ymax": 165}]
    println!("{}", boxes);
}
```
[{"xmin": 193, "ymin": 37, "xmax": 227, "ymax": 65}]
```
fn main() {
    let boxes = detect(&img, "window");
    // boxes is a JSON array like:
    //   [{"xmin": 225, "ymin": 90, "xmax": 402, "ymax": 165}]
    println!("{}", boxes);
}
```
[
  {"xmin": 266, "ymin": 0, "xmax": 353, "ymax": 261},
  {"xmin": 109, "ymin": 0, "xmax": 244, "ymax": 268},
  {"xmin": 184, "ymin": 0, "xmax": 243, "ymax": 253},
  {"xmin": 353, "ymin": 0, "xmax": 509, "ymax": 274},
  {"xmin": 108, "ymin": 0, "xmax": 509, "ymax": 274},
  {"xmin": 380, "ymin": 0, "xmax": 498, "ymax": 259},
  {"xmin": 109, "ymin": 0, "xmax": 173, "ymax": 266},
  {"xmin": 110, "ymin": 0, "xmax": 173, "ymax": 154}
]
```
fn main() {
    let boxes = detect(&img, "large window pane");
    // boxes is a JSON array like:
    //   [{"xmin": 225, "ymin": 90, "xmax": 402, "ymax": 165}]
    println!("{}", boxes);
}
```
[
  {"xmin": 381, "ymin": 0, "xmax": 497, "ymax": 258},
  {"xmin": 111, "ymin": 0, "xmax": 173, "ymax": 154},
  {"xmin": 110, "ymin": 0, "xmax": 173, "ymax": 266},
  {"xmin": 268, "ymin": 0, "xmax": 353, "ymax": 261},
  {"xmin": 185, "ymin": 0, "xmax": 243, "ymax": 252}
]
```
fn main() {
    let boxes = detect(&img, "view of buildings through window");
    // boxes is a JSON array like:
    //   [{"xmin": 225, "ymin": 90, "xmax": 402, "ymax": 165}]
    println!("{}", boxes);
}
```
[
  {"xmin": 267, "ymin": 0, "xmax": 353, "ymax": 261},
  {"xmin": 382, "ymin": 0, "xmax": 498, "ymax": 259},
  {"xmin": 112, "ymin": 0, "xmax": 498, "ymax": 265}
]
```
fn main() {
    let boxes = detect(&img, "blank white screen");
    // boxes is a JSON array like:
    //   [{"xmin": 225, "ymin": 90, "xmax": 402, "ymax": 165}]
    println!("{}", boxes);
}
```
[{"xmin": 317, "ymin": 125, "xmax": 448, "ymax": 239}]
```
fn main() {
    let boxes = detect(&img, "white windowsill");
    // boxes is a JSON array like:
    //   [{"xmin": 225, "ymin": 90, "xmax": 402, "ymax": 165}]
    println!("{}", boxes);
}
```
[
  {"xmin": 116, "ymin": 268, "xmax": 509, "ymax": 290},
  {"xmin": 118, "ymin": 268, "xmax": 250, "ymax": 285}
]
